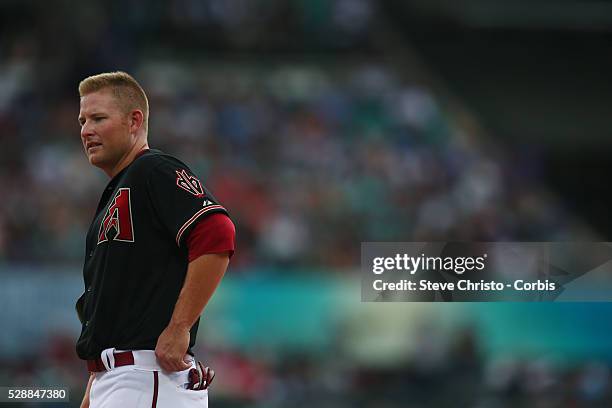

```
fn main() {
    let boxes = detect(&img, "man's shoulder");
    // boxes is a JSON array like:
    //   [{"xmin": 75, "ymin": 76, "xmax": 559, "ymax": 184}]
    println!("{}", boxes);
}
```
[{"xmin": 131, "ymin": 149, "xmax": 191, "ymax": 175}]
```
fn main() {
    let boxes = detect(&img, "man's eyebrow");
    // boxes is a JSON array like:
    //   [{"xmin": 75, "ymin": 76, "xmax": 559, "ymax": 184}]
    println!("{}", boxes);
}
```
[{"xmin": 78, "ymin": 112, "xmax": 105, "ymax": 122}]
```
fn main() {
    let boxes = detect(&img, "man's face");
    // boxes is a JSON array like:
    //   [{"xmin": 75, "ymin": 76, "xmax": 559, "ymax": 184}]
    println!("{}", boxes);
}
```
[{"xmin": 78, "ymin": 89, "xmax": 132, "ymax": 171}]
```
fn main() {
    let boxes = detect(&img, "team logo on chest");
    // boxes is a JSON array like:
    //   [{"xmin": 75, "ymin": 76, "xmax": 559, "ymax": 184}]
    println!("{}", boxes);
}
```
[
  {"xmin": 175, "ymin": 169, "xmax": 205, "ymax": 198},
  {"xmin": 98, "ymin": 188, "xmax": 135, "ymax": 244}
]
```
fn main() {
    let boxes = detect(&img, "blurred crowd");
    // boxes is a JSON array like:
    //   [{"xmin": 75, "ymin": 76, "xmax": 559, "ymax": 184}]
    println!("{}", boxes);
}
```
[
  {"xmin": 0, "ymin": 1, "xmax": 595, "ymax": 269},
  {"xmin": 1, "ymin": 326, "xmax": 610, "ymax": 408},
  {"xmin": 0, "ymin": 1, "xmax": 608, "ymax": 407},
  {"xmin": 0, "ymin": 56, "xmax": 593, "ymax": 268}
]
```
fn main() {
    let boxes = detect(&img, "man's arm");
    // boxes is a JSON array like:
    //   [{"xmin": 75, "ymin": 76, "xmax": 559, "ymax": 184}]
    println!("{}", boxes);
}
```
[
  {"xmin": 80, "ymin": 372, "xmax": 94, "ymax": 408},
  {"xmin": 155, "ymin": 252, "xmax": 230, "ymax": 371}
]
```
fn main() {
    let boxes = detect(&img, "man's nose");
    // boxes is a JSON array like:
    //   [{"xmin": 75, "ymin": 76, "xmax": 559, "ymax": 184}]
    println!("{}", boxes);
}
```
[{"xmin": 81, "ymin": 122, "xmax": 94, "ymax": 138}]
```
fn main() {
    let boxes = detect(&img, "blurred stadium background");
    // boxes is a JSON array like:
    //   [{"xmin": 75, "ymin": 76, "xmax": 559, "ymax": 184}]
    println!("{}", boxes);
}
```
[{"xmin": 1, "ymin": 0, "xmax": 612, "ymax": 406}]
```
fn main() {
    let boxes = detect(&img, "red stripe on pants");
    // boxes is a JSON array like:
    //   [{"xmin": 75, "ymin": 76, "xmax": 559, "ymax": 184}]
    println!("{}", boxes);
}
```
[{"xmin": 152, "ymin": 371, "xmax": 159, "ymax": 408}]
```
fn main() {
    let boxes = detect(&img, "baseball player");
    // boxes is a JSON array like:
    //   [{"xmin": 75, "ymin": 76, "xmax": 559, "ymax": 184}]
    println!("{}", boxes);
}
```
[{"xmin": 75, "ymin": 71, "xmax": 235, "ymax": 408}]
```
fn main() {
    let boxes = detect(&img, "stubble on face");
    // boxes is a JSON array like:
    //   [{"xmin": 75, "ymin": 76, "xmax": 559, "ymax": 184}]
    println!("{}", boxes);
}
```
[{"xmin": 79, "ymin": 90, "xmax": 132, "ymax": 173}]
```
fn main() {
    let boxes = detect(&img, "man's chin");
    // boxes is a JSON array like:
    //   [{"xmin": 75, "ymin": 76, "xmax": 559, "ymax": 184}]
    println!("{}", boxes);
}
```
[{"xmin": 88, "ymin": 153, "xmax": 107, "ymax": 168}]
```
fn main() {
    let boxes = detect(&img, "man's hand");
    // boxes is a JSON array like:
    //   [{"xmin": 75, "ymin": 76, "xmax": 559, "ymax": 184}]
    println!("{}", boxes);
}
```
[{"xmin": 154, "ymin": 323, "xmax": 192, "ymax": 372}]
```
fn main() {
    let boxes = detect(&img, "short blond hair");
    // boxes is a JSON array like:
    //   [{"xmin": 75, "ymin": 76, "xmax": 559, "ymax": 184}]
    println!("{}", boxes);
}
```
[{"xmin": 79, "ymin": 71, "xmax": 149, "ymax": 131}]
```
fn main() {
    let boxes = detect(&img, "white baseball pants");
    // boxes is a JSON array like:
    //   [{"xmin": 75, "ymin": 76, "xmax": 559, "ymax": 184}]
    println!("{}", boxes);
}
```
[{"xmin": 89, "ymin": 348, "xmax": 208, "ymax": 408}]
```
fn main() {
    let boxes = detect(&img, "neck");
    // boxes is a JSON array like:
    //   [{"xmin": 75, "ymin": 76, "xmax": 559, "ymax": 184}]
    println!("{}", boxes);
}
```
[{"xmin": 105, "ymin": 140, "xmax": 149, "ymax": 178}]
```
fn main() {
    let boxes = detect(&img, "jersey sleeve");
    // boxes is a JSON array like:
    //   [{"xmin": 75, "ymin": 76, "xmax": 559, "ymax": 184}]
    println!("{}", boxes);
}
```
[
  {"xmin": 187, "ymin": 213, "xmax": 236, "ymax": 262},
  {"xmin": 146, "ymin": 160, "xmax": 230, "ymax": 248}
]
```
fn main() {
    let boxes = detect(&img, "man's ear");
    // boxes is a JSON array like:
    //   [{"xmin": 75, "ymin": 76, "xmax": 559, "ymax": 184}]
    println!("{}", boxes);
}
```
[{"xmin": 129, "ymin": 109, "xmax": 144, "ymax": 133}]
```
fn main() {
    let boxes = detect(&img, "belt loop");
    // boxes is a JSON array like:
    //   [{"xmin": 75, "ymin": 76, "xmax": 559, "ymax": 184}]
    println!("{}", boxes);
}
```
[{"xmin": 101, "ymin": 348, "xmax": 116, "ymax": 371}]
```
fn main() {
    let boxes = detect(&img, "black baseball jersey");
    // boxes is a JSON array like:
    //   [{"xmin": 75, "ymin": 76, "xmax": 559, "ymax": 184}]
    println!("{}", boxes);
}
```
[{"xmin": 75, "ymin": 149, "xmax": 229, "ymax": 360}]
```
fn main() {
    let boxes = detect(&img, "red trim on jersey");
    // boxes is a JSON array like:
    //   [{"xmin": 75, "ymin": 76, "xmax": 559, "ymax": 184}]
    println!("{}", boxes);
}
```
[
  {"xmin": 152, "ymin": 371, "xmax": 159, "ymax": 408},
  {"xmin": 176, "ymin": 205, "xmax": 226, "ymax": 246},
  {"xmin": 187, "ymin": 213, "xmax": 236, "ymax": 262},
  {"xmin": 135, "ymin": 148, "xmax": 150, "ymax": 160}
]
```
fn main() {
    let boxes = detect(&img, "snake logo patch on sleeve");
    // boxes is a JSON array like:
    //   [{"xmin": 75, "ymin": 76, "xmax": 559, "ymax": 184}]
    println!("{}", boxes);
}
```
[{"xmin": 175, "ymin": 169, "xmax": 205, "ymax": 198}]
